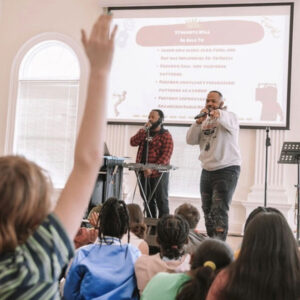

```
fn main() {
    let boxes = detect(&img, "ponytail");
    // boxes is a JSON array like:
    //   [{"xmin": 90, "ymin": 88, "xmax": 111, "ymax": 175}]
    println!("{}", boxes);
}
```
[
  {"xmin": 176, "ymin": 265, "xmax": 215, "ymax": 300},
  {"xmin": 176, "ymin": 239, "xmax": 233, "ymax": 300}
]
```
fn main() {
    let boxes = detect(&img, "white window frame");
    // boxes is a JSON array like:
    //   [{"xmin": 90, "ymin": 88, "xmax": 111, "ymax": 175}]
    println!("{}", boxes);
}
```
[{"xmin": 5, "ymin": 32, "xmax": 88, "ymax": 192}]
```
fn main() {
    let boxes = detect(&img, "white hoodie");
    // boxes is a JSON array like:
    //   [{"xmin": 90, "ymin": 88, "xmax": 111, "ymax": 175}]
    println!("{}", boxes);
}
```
[{"xmin": 186, "ymin": 109, "xmax": 241, "ymax": 171}]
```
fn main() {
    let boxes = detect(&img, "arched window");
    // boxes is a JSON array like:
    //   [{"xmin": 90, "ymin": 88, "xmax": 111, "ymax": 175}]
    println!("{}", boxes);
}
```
[{"xmin": 14, "ymin": 40, "xmax": 80, "ymax": 188}]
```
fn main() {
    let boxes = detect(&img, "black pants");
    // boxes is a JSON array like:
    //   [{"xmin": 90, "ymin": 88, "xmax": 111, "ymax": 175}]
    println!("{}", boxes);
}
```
[
  {"xmin": 200, "ymin": 165, "xmax": 240, "ymax": 241},
  {"xmin": 139, "ymin": 172, "xmax": 170, "ymax": 218}
]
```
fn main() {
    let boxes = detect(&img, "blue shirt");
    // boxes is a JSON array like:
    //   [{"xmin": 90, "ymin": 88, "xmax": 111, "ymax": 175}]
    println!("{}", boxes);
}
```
[{"xmin": 64, "ymin": 237, "xmax": 141, "ymax": 300}]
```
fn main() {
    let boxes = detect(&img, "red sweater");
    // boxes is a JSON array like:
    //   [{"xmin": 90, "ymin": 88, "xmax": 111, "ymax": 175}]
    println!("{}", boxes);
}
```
[{"xmin": 130, "ymin": 128, "xmax": 173, "ymax": 177}]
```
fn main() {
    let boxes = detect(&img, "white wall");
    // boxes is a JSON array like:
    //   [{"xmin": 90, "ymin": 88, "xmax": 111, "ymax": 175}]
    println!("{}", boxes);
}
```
[
  {"xmin": 0, "ymin": 0, "xmax": 102, "ymax": 154},
  {"xmin": 0, "ymin": 0, "xmax": 299, "ymax": 234}
]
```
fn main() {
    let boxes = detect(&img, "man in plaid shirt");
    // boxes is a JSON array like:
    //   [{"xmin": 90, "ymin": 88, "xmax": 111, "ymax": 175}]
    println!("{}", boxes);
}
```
[{"xmin": 130, "ymin": 109, "xmax": 173, "ymax": 218}]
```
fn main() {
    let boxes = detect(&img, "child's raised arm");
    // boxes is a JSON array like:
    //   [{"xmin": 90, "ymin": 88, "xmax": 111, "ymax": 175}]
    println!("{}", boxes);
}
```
[{"xmin": 54, "ymin": 15, "xmax": 117, "ymax": 238}]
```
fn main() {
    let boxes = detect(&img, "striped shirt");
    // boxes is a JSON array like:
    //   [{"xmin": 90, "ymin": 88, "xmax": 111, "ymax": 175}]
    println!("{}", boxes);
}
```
[{"xmin": 0, "ymin": 214, "xmax": 74, "ymax": 299}]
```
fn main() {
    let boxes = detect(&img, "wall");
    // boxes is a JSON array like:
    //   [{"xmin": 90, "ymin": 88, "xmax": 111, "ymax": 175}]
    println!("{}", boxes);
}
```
[
  {"xmin": 0, "ymin": 0, "xmax": 299, "ymax": 234},
  {"xmin": 0, "ymin": 0, "xmax": 103, "ymax": 154}
]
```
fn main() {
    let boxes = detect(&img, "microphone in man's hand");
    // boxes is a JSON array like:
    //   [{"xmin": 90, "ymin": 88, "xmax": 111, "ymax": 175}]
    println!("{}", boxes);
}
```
[
  {"xmin": 145, "ymin": 124, "xmax": 152, "ymax": 131},
  {"xmin": 194, "ymin": 110, "xmax": 210, "ymax": 120}
]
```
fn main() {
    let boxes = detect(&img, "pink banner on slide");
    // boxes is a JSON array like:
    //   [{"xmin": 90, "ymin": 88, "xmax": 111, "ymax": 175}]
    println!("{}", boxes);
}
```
[{"xmin": 136, "ymin": 20, "xmax": 264, "ymax": 46}]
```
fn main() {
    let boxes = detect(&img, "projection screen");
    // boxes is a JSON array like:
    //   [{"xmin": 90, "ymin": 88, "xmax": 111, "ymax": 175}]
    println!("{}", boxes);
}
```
[{"xmin": 108, "ymin": 3, "xmax": 293, "ymax": 129}]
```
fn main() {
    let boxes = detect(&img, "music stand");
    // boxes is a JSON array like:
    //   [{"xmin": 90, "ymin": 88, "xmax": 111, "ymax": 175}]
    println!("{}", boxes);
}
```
[{"xmin": 278, "ymin": 142, "xmax": 300, "ymax": 240}]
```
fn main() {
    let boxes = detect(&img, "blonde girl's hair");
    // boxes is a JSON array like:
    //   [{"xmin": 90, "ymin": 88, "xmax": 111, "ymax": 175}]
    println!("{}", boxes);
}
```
[
  {"xmin": 0, "ymin": 155, "xmax": 52, "ymax": 253},
  {"xmin": 127, "ymin": 203, "xmax": 146, "ymax": 239}
]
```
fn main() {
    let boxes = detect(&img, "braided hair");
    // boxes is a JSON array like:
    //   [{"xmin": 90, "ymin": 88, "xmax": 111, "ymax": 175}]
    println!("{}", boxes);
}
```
[
  {"xmin": 98, "ymin": 197, "xmax": 130, "ymax": 244},
  {"xmin": 157, "ymin": 214, "xmax": 189, "ymax": 259}
]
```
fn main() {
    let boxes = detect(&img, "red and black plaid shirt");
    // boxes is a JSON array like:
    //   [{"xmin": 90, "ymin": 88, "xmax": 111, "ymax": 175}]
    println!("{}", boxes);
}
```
[{"xmin": 130, "ymin": 128, "xmax": 173, "ymax": 177}]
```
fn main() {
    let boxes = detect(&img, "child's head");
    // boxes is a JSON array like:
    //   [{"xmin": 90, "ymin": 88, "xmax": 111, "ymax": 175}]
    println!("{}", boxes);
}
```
[
  {"xmin": 127, "ymin": 203, "xmax": 146, "ymax": 239},
  {"xmin": 87, "ymin": 204, "xmax": 102, "ymax": 228},
  {"xmin": 241, "ymin": 211, "xmax": 299, "ymax": 268},
  {"xmin": 223, "ymin": 210, "xmax": 300, "ymax": 300},
  {"xmin": 98, "ymin": 197, "xmax": 129, "ymax": 240},
  {"xmin": 190, "ymin": 239, "xmax": 233, "ymax": 271},
  {"xmin": 244, "ymin": 206, "xmax": 284, "ymax": 232},
  {"xmin": 157, "ymin": 214, "xmax": 189, "ymax": 259},
  {"xmin": 175, "ymin": 203, "xmax": 200, "ymax": 229},
  {"xmin": 176, "ymin": 239, "xmax": 233, "ymax": 300},
  {"xmin": 0, "ymin": 156, "xmax": 51, "ymax": 253}
]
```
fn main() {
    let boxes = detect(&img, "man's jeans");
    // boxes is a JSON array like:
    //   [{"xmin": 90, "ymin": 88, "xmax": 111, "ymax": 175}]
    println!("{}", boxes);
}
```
[
  {"xmin": 139, "ymin": 172, "xmax": 170, "ymax": 218},
  {"xmin": 200, "ymin": 165, "xmax": 240, "ymax": 240}
]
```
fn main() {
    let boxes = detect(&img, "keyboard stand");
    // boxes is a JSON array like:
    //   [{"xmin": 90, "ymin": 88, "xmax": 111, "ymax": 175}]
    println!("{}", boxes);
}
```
[
  {"xmin": 136, "ymin": 171, "xmax": 170, "ymax": 218},
  {"xmin": 123, "ymin": 163, "xmax": 177, "ymax": 218}
]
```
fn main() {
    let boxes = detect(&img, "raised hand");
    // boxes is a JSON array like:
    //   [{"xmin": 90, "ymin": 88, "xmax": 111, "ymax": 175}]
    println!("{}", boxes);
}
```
[
  {"xmin": 54, "ymin": 15, "xmax": 117, "ymax": 239},
  {"xmin": 81, "ymin": 15, "xmax": 117, "ymax": 72}
]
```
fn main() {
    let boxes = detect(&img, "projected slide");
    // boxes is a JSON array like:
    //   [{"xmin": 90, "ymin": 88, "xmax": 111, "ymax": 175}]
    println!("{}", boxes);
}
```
[{"xmin": 108, "ymin": 4, "xmax": 292, "ymax": 128}]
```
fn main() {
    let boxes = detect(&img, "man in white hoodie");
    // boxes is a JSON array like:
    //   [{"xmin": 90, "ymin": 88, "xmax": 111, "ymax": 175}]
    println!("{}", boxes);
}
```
[{"xmin": 186, "ymin": 90, "xmax": 241, "ymax": 240}]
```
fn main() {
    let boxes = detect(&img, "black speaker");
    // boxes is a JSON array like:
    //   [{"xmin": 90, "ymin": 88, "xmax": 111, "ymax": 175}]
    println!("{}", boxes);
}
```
[
  {"xmin": 87, "ymin": 156, "xmax": 124, "ymax": 216},
  {"xmin": 144, "ymin": 217, "xmax": 160, "ymax": 254}
]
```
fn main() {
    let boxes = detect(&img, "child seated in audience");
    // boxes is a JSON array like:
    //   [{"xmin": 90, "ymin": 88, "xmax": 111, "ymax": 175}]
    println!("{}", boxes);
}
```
[
  {"xmin": 64, "ymin": 197, "xmax": 141, "ymax": 299},
  {"xmin": 122, "ymin": 203, "xmax": 149, "ymax": 254},
  {"xmin": 141, "ymin": 239, "xmax": 233, "ymax": 300},
  {"xmin": 135, "ymin": 214, "xmax": 190, "ymax": 292},
  {"xmin": 74, "ymin": 226, "xmax": 98, "ymax": 248},
  {"xmin": 207, "ymin": 207, "xmax": 300, "ymax": 300},
  {"xmin": 73, "ymin": 204, "xmax": 101, "ymax": 248},
  {"xmin": 175, "ymin": 203, "xmax": 206, "ymax": 254},
  {"xmin": 234, "ymin": 206, "xmax": 285, "ymax": 259},
  {"xmin": 88, "ymin": 203, "xmax": 103, "ymax": 226},
  {"xmin": 244, "ymin": 206, "xmax": 284, "ymax": 229},
  {"xmin": 0, "ymin": 15, "xmax": 116, "ymax": 299}
]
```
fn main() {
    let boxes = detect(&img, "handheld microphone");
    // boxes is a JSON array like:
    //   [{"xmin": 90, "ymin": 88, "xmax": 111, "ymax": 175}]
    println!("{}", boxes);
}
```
[{"xmin": 194, "ymin": 111, "xmax": 209, "ymax": 120}]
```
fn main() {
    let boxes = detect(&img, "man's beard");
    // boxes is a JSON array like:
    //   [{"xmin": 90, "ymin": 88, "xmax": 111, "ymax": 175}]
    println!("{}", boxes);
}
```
[{"xmin": 150, "ymin": 120, "xmax": 161, "ymax": 130}]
